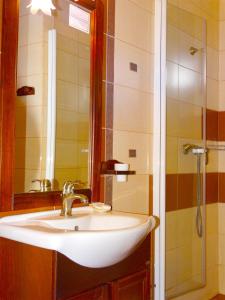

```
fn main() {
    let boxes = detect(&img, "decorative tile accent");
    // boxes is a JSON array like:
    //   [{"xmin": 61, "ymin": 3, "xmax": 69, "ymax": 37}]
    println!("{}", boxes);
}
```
[
  {"xmin": 177, "ymin": 173, "xmax": 197, "ymax": 209},
  {"xmin": 219, "ymin": 173, "xmax": 225, "ymax": 203},
  {"xmin": 206, "ymin": 173, "xmax": 218, "ymax": 204},
  {"xmin": 206, "ymin": 109, "xmax": 218, "ymax": 141},
  {"xmin": 219, "ymin": 112, "xmax": 225, "ymax": 141},
  {"xmin": 107, "ymin": 0, "xmax": 115, "ymax": 36},
  {"xmin": 165, "ymin": 172, "xmax": 222, "ymax": 212},
  {"xmin": 105, "ymin": 82, "xmax": 114, "ymax": 129},
  {"xmin": 166, "ymin": 174, "xmax": 178, "ymax": 212}
]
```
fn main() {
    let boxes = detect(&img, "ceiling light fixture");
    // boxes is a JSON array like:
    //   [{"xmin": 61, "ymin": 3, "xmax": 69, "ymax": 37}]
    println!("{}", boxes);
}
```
[{"xmin": 27, "ymin": 0, "xmax": 56, "ymax": 16}]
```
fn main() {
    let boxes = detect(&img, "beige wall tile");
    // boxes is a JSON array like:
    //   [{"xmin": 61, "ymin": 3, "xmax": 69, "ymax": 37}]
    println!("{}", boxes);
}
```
[
  {"xmin": 129, "ymin": 0, "xmax": 155, "ymax": 13},
  {"xmin": 207, "ymin": 78, "xmax": 219, "ymax": 111},
  {"xmin": 220, "ymin": 0, "xmax": 225, "ymax": 21},
  {"xmin": 219, "ymin": 265, "xmax": 225, "ymax": 294},
  {"xmin": 179, "ymin": 66, "xmax": 202, "ymax": 106},
  {"xmin": 176, "ymin": 246, "xmax": 192, "ymax": 284},
  {"xmin": 178, "ymin": 31, "xmax": 202, "ymax": 73},
  {"xmin": 167, "ymin": 100, "xmax": 202, "ymax": 139},
  {"xmin": 166, "ymin": 248, "xmax": 177, "ymax": 290},
  {"xmin": 218, "ymin": 146, "xmax": 225, "ymax": 172},
  {"xmin": 176, "ymin": 208, "xmax": 193, "ymax": 247},
  {"xmin": 78, "ymin": 43, "xmax": 90, "ymax": 60},
  {"xmin": 166, "ymin": 211, "xmax": 177, "ymax": 250},
  {"xmin": 57, "ymin": 50, "xmax": 78, "ymax": 83},
  {"xmin": 56, "ymin": 109, "xmax": 78, "ymax": 140},
  {"xmin": 16, "ymin": 106, "xmax": 43, "ymax": 138},
  {"xmin": 57, "ymin": 80, "xmax": 78, "ymax": 111},
  {"xmin": 112, "ymin": 175, "xmax": 149, "ymax": 214},
  {"xmin": 57, "ymin": 34, "xmax": 78, "ymax": 56},
  {"xmin": 17, "ymin": 43, "xmax": 47, "ymax": 77},
  {"xmin": 178, "ymin": 102, "xmax": 202, "ymax": 139},
  {"xmin": 219, "ymin": 80, "xmax": 225, "ymax": 110},
  {"xmin": 78, "ymin": 86, "xmax": 90, "ymax": 114},
  {"xmin": 167, "ymin": 61, "xmax": 179, "ymax": 100},
  {"xmin": 207, "ymin": 47, "xmax": 219, "ymax": 80},
  {"xmin": 113, "ymin": 85, "xmax": 153, "ymax": 133},
  {"xmin": 78, "ymin": 57, "xmax": 90, "ymax": 87},
  {"xmin": 113, "ymin": 130, "xmax": 152, "ymax": 174},
  {"xmin": 167, "ymin": 98, "xmax": 180, "ymax": 137},
  {"xmin": 114, "ymin": 39, "xmax": 154, "ymax": 93},
  {"xmin": 206, "ymin": 203, "xmax": 219, "ymax": 235},
  {"xmin": 207, "ymin": 234, "xmax": 218, "ymax": 268},
  {"xmin": 219, "ymin": 51, "xmax": 225, "ymax": 80},
  {"xmin": 55, "ymin": 139, "xmax": 78, "ymax": 168},
  {"xmin": 219, "ymin": 203, "xmax": 225, "ymax": 235},
  {"xmin": 19, "ymin": 15, "xmax": 44, "ymax": 46},
  {"xmin": 166, "ymin": 136, "xmax": 178, "ymax": 174},
  {"xmin": 167, "ymin": 25, "xmax": 179, "ymax": 64},
  {"xmin": 115, "ymin": 0, "xmax": 154, "ymax": 53},
  {"xmin": 206, "ymin": 146, "xmax": 218, "ymax": 173}
]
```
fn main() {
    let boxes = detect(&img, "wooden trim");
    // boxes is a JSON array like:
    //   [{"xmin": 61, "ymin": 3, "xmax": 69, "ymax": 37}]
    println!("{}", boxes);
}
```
[
  {"xmin": 89, "ymin": 0, "xmax": 104, "ymax": 202},
  {"xmin": 13, "ymin": 189, "xmax": 91, "ymax": 210},
  {"xmin": 0, "ymin": 0, "xmax": 19, "ymax": 211},
  {"xmin": 0, "ymin": 0, "xmax": 104, "ymax": 211}
]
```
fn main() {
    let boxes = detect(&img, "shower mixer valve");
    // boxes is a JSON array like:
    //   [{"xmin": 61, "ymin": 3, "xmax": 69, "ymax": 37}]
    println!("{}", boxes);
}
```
[{"xmin": 183, "ymin": 143, "xmax": 208, "ymax": 165}]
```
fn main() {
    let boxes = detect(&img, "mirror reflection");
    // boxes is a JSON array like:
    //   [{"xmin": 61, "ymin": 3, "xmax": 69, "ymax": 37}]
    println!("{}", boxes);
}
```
[{"xmin": 15, "ymin": 0, "xmax": 91, "ymax": 194}]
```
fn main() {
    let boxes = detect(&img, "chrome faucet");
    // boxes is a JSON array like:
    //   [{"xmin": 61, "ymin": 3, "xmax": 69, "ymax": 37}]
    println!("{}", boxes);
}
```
[{"xmin": 60, "ymin": 181, "xmax": 89, "ymax": 217}]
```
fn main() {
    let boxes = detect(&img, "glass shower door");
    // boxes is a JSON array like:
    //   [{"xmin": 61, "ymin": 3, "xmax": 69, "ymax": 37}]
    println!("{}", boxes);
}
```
[{"xmin": 165, "ymin": 4, "xmax": 206, "ymax": 299}]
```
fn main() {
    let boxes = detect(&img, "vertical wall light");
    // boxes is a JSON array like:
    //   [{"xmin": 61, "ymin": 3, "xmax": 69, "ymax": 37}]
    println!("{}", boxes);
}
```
[{"xmin": 27, "ymin": 0, "xmax": 56, "ymax": 16}]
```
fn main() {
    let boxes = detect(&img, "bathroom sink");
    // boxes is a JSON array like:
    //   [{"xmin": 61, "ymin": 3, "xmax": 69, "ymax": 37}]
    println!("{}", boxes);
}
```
[{"xmin": 0, "ymin": 206, "xmax": 156, "ymax": 268}]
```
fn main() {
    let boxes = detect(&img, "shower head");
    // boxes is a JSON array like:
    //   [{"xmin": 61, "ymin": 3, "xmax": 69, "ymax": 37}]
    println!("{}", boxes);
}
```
[{"xmin": 189, "ymin": 46, "xmax": 199, "ymax": 55}]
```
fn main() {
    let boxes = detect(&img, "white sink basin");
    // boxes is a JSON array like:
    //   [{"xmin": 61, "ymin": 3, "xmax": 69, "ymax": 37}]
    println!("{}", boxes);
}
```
[{"xmin": 0, "ymin": 206, "xmax": 156, "ymax": 268}]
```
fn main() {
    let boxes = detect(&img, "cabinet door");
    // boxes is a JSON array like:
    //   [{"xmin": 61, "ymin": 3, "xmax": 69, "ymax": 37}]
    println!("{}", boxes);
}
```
[
  {"xmin": 110, "ymin": 269, "xmax": 149, "ymax": 300},
  {"xmin": 67, "ymin": 285, "xmax": 109, "ymax": 300}
]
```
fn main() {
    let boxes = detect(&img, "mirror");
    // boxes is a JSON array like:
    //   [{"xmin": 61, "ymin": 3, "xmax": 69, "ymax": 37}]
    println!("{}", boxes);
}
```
[{"xmin": 14, "ymin": 0, "xmax": 94, "ymax": 194}]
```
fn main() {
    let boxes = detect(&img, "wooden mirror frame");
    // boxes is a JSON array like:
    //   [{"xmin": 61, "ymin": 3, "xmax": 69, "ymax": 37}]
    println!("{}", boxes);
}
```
[{"xmin": 0, "ymin": 0, "xmax": 104, "ymax": 211}]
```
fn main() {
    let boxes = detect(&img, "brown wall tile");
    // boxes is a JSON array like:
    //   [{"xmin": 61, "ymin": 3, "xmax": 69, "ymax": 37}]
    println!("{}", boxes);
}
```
[
  {"xmin": 206, "ymin": 109, "xmax": 218, "ymax": 141},
  {"xmin": 166, "ymin": 174, "xmax": 178, "ymax": 212},
  {"xmin": 219, "ymin": 111, "xmax": 225, "ymax": 141},
  {"xmin": 177, "ymin": 174, "xmax": 197, "ymax": 209},
  {"xmin": 107, "ymin": 0, "xmax": 115, "ymax": 36},
  {"xmin": 206, "ymin": 173, "xmax": 218, "ymax": 204},
  {"xmin": 219, "ymin": 173, "xmax": 225, "ymax": 203},
  {"xmin": 210, "ymin": 295, "xmax": 225, "ymax": 300}
]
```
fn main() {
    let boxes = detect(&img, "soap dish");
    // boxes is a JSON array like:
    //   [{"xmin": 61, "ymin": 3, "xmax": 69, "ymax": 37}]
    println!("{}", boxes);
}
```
[{"xmin": 91, "ymin": 202, "xmax": 112, "ymax": 213}]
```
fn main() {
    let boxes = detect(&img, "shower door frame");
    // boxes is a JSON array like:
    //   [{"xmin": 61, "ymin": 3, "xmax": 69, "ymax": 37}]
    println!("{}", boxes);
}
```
[
  {"xmin": 154, "ymin": 0, "xmax": 207, "ymax": 299},
  {"xmin": 153, "ymin": 0, "xmax": 167, "ymax": 299}
]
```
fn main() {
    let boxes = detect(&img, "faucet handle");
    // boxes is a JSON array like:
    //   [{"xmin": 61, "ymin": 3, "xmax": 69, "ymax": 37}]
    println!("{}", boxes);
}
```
[{"xmin": 62, "ymin": 181, "xmax": 73, "ymax": 195}]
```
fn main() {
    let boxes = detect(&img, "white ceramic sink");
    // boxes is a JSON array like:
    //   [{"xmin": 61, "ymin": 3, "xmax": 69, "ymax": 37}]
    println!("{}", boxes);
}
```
[{"xmin": 0, "ymin": 206, "xmax": 156, "ymax": 268}]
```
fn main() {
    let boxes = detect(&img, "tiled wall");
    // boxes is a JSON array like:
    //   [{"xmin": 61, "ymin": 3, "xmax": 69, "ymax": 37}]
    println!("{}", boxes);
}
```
[
  {"xmin": 166, "ymin": 1, "xmax": 220, "ymax": 299},
  {"xmin": 54, "ymin": 0, "xmax": 90, "ymax": 189},
  {"xmin": 15, "ymin": 0, "xmax": 51, "ymax": 193},
  {"xmin": 218, "ymin": 1, "xmax": 225, "ymax": 295},
  {"xmin": 109, "ymin": 0, "xmax": 155, "ymax": 215}
]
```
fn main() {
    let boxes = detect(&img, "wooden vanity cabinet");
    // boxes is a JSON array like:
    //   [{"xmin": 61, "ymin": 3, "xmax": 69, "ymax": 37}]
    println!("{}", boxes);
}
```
[
  {"xmin": 0, "ymin": 235, "xmax": 151, "ymax": 300},
  {"xmin": 110, "ymin": 269, "xmax": 149, "ymax": 300},
  {"xmin": 69, "ymin": 269, "xmax": 149, "ymax": 300}
]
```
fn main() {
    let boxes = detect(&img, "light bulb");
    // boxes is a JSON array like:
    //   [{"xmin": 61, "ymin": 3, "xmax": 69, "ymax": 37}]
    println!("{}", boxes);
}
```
[{"xmin": 27, "ymin": 0, "xmax": 56, "ymax": 16}]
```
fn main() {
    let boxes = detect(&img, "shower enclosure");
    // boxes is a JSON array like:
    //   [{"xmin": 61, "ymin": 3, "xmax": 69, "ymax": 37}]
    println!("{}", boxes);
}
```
[{"xmin": 165, "ymin": 4, "xmax": 207, "ymax": 299}]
